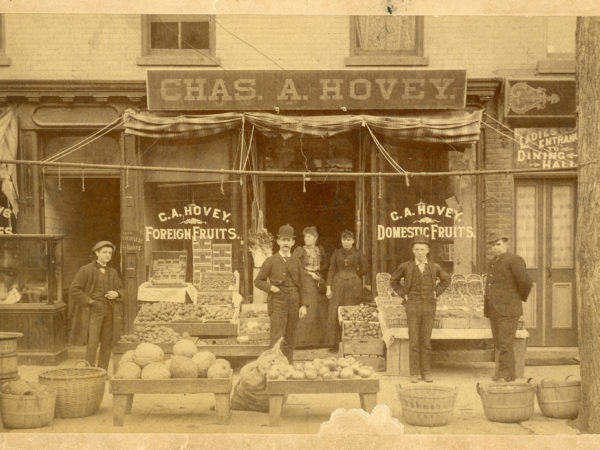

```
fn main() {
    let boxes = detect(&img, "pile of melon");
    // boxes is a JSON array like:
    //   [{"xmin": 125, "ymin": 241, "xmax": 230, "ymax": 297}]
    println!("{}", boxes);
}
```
[
  {"xmin": 113, "ymin": 339, "xmax": 233, "ymax": 380},
  {"xmin": 265, "ymin": 356, "xmax": 375, "ymax": 381}
]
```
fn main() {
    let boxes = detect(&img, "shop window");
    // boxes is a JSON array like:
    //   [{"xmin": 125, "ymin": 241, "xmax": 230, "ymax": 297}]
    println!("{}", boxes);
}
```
[
  {"xmin": 345, "ymin": 16, "xmax": 428, "ymax": 66},
  {"xmin": 537, "ymin": 17, "xmax": 575, "ymax": 74},
  {"xmin": 0, "ymin": 15, "xmax": 10, "ymax": 66},
  {"xmin": 137, "ymin": 15, "xmax": 220, "ymax": 66}
]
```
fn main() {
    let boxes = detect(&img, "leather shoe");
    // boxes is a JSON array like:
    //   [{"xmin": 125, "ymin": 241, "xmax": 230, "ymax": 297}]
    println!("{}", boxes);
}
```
[
  {"xmin": 422, "ymin": 374, "xmax": 433, "ymax": 383},
  {"xmin": 410, "ymin": 375, "xmax": 420, "ymax": 383}
]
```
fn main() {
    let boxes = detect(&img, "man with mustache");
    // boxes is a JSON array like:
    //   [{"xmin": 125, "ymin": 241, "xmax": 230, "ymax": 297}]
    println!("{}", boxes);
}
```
[{"xmin": 254, "ymin": 224, "xmax": 307, "ymax": 362}]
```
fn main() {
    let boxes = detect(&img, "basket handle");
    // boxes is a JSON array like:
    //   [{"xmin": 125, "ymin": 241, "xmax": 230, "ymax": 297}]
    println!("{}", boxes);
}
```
[
  {"xmin": 60, "ymin": 359, "xmax": 92, "ymax": 368},
  {"xmin": 476, "ymin": 382, "xmax": 482, "ymax": 396},
  {"xmin": 19, "ymin": 389, "xmax": 39, "ymax": 399},
  {"xmin": 540, "ymin": 377, "xmax": 553, "ymax": 387},
  {"xmin": 565, "ymin": 374, "xmax": 577, "ymax": 382}
]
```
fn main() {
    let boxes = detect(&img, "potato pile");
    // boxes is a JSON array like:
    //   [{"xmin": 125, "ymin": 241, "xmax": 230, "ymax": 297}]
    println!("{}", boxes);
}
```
[
  {"xmin": 339, "ymin": 304, "xmax": 378, "ymax": 322},
  {"xmin": 199, "ymin": 272, "xmax": 236, "ymax": 290},
  {"xmin": 265, "ymin": 356, "xmax": 375, "ymax": 381},
  {"xmin": 197, "ymin": 293, "xmax": 234, "ymax": 306},
  {"xmin": 119, "ymin": 325, "xmax": 184, "ymax": 344},
  {"xmin": 135, "ymin": 302, "xmax": 180, "ymax": 323},
  {"xmin": 343, "ymin": 321, "xmax": 382, "ymax": 339}
]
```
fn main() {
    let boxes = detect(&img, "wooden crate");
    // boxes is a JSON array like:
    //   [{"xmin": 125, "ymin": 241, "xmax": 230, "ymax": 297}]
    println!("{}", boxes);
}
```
[
  {"xmin": 149, "ymin": 251, "xmax": 188, "ymax": 287},
  {"xmin": 348, "ymin": 355, "xmax": 386, "ymax": 372},
  {"xmin": 341, "ymin": 339, "xmax": 385, "ymax": 357}
]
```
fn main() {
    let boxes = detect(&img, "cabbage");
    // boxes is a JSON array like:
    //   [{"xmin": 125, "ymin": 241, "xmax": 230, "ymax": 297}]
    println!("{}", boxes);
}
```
[
  {"xmin": 133, "ymin": 343, "xmax": 164, "ymax": 367},
  {"xmin": 172, "ymin": 339, "xmax": 197, "ymax": 359},
  {"xmin": 192, "ymin": 351, "xmax": 216, "ymax": 377},
  {"xmin": 170, "ymin": 355, "xmax": 199, "ymax": 378}
]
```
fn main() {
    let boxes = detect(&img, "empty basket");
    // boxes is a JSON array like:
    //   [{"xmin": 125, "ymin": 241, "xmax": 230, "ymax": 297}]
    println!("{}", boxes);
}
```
[
  {"xmin": 536, "ymin": 375, "xmax": 581, "ymax": 419},
  {"xmin": 396, "ymin": 384, "xmax": 458, "ymax": 426},
  {"xmin": 0, "ymin": 389, "xmax": 56, "ymax": 429},
  {"xmin": 38, "ymin": 360, "xmax": 106, "ymax": 418},
  {"xmin": 477, "ymin": 380, "xmax": 536, "ymax": 423}
]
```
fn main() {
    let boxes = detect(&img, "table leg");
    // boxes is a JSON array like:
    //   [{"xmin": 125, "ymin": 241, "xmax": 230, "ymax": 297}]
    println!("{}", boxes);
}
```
[
  {"xmin": 399, "ymin": 339, "xmax": 410, "ymax": 377},
  {"xmin": 125, "ymin": 394, "xmax": 134, "ymax": 414},
  {"xmin": 269, "ymin": 395, "xmax": 284, "ymax": 426},
  {"xmin": 214, "ymin": 393, "xmax": 231, "ymax": 424},
  {"xmin": 113, "ymin": 394, "xmax": 128, "ymax": 426},
  {"xmin": 359, "ymin": 393, "xmax": 377, "ymax": 413}
]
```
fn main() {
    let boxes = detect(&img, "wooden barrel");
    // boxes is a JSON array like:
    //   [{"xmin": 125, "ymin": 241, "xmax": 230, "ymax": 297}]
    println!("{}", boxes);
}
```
[{"xmin": 0, "ymin": 332, "xmax": 23, "ymax": 382}]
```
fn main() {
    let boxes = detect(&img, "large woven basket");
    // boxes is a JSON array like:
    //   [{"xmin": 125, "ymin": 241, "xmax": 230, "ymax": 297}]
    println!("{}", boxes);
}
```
[
  {"xmin": 0, "ymin": 389, "xmax": 56, "ymax": 429},
  {"xmin": 396, "ymin": 384, "xmax": 458, "ymax": 427},
  {"xmin": 536, "ymin": 375, "xmax": 581, "ymax": 419},
  {"xmin": 38, "ymin": 361, "xmax": 106, "ymax": 418},
  {"xmin": 477, "ymin": 380, "xmax": 536, "ymax": 423}
]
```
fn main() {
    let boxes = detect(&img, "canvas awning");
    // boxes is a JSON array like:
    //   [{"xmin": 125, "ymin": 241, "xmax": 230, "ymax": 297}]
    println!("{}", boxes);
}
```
[{"xmin": 123, "ymin": 108, "xmax": 483, "ymax": 145}]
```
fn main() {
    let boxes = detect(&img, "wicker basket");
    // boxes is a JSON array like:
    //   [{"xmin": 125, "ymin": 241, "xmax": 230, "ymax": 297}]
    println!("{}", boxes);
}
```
[
  {"xmin": 536, "ymin": 375, "xmax": 581, "ymax": 419},
  {"xmin": 38, "ymin": 360, "xmax": 106, "ymax": 418},
  {"xmin": 477, "ymin": 380, "xmax": 537, "ymax": 423},
  {"xmin": 0, "ymin": 389, "xmax": 56, "ymax": 429},
  {"xmin": 396, "ymin": 384, "xmax": 458, "ymax": 426}
]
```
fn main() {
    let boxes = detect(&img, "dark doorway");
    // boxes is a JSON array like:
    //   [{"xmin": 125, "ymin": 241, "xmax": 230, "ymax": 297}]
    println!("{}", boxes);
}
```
[{"xmin": 265, "ymin": 180, "xmax": 355, "ymax": 258}]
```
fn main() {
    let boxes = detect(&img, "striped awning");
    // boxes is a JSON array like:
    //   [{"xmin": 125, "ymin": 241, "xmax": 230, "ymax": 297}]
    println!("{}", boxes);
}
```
[{"xmin": 123, "ymin": 108, "xmax": 483, "ymax": 145}]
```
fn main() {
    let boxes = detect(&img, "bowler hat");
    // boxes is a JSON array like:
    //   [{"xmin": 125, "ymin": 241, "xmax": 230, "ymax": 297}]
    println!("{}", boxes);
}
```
[
  {"xmin": 411, "ymin": 234, "xmax": 430, "ymax": 247},
  {"xmin": 277, "ymin": 224, "xmax": 295, "ymax": 239},
  {"xmin": 92, "ymin": 240, "xmax": 116, "ymax": 252},
  {"xmin": 487, "ymin": 232, "xmax": 509, "ymax": 244}
]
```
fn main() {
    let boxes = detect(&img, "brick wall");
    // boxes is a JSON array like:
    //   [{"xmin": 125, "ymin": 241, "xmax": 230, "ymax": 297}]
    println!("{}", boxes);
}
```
[{"xmin": 0, "ymin": 14, "xmax": 558, "ymax": 80}]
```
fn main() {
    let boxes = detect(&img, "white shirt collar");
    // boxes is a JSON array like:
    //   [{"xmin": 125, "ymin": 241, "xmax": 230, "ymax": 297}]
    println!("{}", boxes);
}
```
[{"xmin": 279, "ymin": 251, "xmax": 292, "ymax": 258}]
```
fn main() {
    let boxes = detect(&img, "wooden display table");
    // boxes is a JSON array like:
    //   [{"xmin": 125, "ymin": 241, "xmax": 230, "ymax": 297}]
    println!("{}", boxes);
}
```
[
  {"xmin": 265, "ymin": 378, "xmax": 380, "ymax": 426},
  {"xmin": 109, "ymin": 378, "xmax": 232, "ymax": 426},
  {"xmin": 384, "ymin": 327, "xmax": 529, "ymax": 377}
]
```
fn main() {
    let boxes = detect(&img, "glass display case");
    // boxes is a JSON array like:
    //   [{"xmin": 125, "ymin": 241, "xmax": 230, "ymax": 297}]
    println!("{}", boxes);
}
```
[{"xmin": 0, "ymin": 234, "xmax": 67, "ymax": 364}]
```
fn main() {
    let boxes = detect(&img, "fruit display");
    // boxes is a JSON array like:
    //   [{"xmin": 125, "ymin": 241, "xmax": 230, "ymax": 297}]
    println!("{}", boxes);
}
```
[
  {"xmin": 199, "ymin": 271, "xmax": 236, "ymax": 290},
  {"xmin": 339, "ymin": 304, "xmax": 378, "ymax": 322},
  {"xmin": 135, "ymin": 302, "xmax": 181, "ymax": 324},
  {"xmin": 239, "ymin": 320, "xmax": 270, "ymax": 335},
  {"xmin": 119, "ymin": 325, "xmax": 184, "ymax": 344},
  {"xmin": 196, "ymin": 292, "xmax": 234, "ymax": 306},
  {"xmin": 201, "ymin": 306, "xmax": 236, "ymax": 322},
  {"xmin": 265, "ymin": 356, "xmax": 376, "ymax": 381},
  {"xmin": 343, "ymin": 321, "xmax": 382, "ymax": 339},
  {"xmin": 135, "ymin": 302, "xmax": 237, "ymax": 324},
  {"xmin": 150, "ymin": 252, "xmax": 187, "ymax": 286}
]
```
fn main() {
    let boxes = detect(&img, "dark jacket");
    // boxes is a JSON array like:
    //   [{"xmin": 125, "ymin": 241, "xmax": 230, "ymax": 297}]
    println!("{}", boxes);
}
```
[
  {"xmin": 485, "ymin": 252, "xmax": 532, "ymax": 318},
  {"xmin": 292, "ymin": 245, "xmax": 328, "ymax": 276},
  {"xmin": 390, "ymin": 260, "xmax": 450, "ymax": 300},
  {"xmin": 68, "ymin": 261, "xmax": 125, "ymax": 346},
  {"xmin": 254, "ymin": 253, "xmax": 306, "ymax": 307},
  {"xmin": 326, "ymin": 247, "xmax": 367, "ymax": 286}
]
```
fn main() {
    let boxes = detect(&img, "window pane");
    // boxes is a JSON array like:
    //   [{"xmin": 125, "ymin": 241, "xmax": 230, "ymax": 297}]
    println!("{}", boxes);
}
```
[
  {"xmin": 182, "ymin": 21, "xmax": 209, "ymax": 50},
  {"xmin": 551, "ymin": 185, "xmax": 573, "ymax": 268},
  {"xmin": 356, "ymin": 16, "xmax": 416, "ymax": 52},
  {"xmin": 150, "ymin": 22, "xmax": 179, "ymax": 49},
  {"xmin": 515, "ymin": 185, "xmax": 537, "ymax": 267}
]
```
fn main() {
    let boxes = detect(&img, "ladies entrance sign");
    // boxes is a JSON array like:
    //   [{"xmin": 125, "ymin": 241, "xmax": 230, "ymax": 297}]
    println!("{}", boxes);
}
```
[{"xmin": 146, "ymin": 69, "xmax": 467, "ymax": 111}]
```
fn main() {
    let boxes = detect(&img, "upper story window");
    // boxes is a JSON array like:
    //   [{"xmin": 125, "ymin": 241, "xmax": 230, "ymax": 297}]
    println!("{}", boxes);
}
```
[
  {"xmin": 137, "ymin": 15, "xmax": 220, "ymax": 66},
  {"xmin": 0, "ymin": 15, "xmax": 10, "ymax": 66},
  {"xmin": 345, "ymin": 16, "xmax": 428, "ymax": 66},
  {"xmin": 538, "ymin": 16, "xmax": 575, "ymax": 74}
]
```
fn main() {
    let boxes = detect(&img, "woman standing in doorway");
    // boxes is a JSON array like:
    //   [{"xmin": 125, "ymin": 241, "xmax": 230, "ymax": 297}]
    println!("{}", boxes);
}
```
[
  {"xmin": 293, "ymin": 226, "xmax": 328, "ymax": 348},
  {"xmin": 325, "ymin": 229, "xmax": 367, "ymax": 349}
]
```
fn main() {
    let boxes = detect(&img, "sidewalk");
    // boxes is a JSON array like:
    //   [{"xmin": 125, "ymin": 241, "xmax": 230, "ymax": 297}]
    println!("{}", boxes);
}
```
[{"xmin": 3, "ymin": 359, "xmax": 581, "ymax": 435}]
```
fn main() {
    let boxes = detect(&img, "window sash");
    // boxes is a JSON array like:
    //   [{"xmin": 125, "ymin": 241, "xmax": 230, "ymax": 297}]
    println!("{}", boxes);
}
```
[
  {"xmin": 142, "ymin": 15, "xmax": 215, "ymax": 56},
  {"xmin": 351, "ymin": 16, "xmax": 423, "ymax": 56}
]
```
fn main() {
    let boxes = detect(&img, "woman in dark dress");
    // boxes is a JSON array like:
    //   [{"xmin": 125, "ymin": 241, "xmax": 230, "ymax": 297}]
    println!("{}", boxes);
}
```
[
  {"xmin": 292, "ymin": 226, "xmax": 328, "ymax": 348},
  {"xmin": 325, "ymin": 229, "xmax": 367, "ymax": 349}
]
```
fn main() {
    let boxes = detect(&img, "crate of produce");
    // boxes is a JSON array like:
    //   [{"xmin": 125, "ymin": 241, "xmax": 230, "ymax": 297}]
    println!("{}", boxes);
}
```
[
  {"xmin": 338, "ymin": 303, "xmax": 378, "ymax": 324},
  {"xmin": 342, "ymin": 321, "xmax": 384, "ymax": 356},
  {"xmin": 237, "ymin": 304, "xmax": 270, "ymax": 343},
  {"xmin": 375, "ymin": 272, "xmax": 392, "ymax": 297},
  {"xmin": 196, "ymin": 291, "xmax": 235, "ymax": 307},
  {"xmin": 239, "ymin": 303, "xmax": 269, "ymax": 319},
  {"xmin": 198, "ymin": 271, "xmax": 237, "ymax": 291},
  {"xmin": 134, "ymin": 302, "xmax": 184, "ymax": 324},
  {"xmin": 149, "ymin": 251, "xmax": 187, "ymax": 287}
]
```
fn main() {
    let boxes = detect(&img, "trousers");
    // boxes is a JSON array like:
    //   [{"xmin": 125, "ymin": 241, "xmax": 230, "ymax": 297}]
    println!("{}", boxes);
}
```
[
  {"xmin": 405, "ymin": 300, "xmax": 436, "ymax": 377},
  {"xmin": 269, "ymin": 287, "xmax": 300, "ymax": 363},
  {"xmin": 489, "ymin": 312, "xmax": 520, "ymax": 380},
  {"xmin": 86, "ymin": 300, "xmax": 114, "ymax": 370}
]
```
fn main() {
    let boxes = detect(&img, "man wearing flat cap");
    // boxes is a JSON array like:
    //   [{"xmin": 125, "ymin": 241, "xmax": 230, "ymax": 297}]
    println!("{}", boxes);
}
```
[
  {"xmin": 390, "ymin": 234, "xmax": 450, "ymax": 383},
  {"xmin": 254, "ymin": 224, "xmax": 307, "ymax": 362},
  {"xmin": 68, "ymin": 241, "xmax": 125, "ymax": 370},
  {"xmin": 485, "ymin": 232, "xmax": 532, "ymax": 382}
]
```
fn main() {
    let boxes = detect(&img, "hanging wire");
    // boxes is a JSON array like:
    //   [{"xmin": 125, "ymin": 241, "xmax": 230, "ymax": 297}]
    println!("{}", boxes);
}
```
[
  {"xmin": 125, "ymin": 166, "xmax": 129, "ymax": 190},
  {"xmin": 57, "ymin": 165, "xmax": 62, "ymax": 191},
  {"xmin": 378, "ymin": 175, "xmax": 383, "ymax": 199},
  {"xmin": 303, "ymin": 172, "xmax": 306, "ymax": 193},
  {"xmin": 80, "ymin": 164, "xmax": 85, "ymax": 192},
  {"xmin": 220, "ymin": 171, "xmax": 225, "ymax": 195}
]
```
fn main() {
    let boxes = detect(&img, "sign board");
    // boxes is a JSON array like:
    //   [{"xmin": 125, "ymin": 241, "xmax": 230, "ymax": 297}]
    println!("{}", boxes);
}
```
[
  {"xmin": 121, "ymin": 230, "xmax": 144, "ymax": 252},
  {"xmin": 146, "ymin": 69, "xmax": 467, "ymax": 111},
  {"xmin": 514, "ymin": 128, "xmax": 577, "ymax": 169},
  {"xmin": 505, "ymin": 79, "xmax": 575, "ymax": 119}
]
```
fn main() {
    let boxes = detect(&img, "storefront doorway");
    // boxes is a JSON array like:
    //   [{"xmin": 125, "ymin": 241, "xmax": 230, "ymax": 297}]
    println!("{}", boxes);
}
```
[
  {"xmin": 515, "ymin": 178, "xmax": 577, "ymax": 347},
  {"xmin": 264, "ymin": 180, "xmax": 356, "ymax": 258}
]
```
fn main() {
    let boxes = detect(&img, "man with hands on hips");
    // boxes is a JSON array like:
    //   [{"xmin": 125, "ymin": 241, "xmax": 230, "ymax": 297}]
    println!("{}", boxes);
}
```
[{"xmin": 254, "ymin": 224, "xmax": 307, "ymax": 362}]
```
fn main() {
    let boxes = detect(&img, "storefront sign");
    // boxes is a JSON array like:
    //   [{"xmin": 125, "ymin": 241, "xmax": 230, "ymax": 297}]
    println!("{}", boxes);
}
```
[
  {"xmin": 146, "ymin": 69, "xmax": 467, "ymax": 111},
  {"xmin": 0, "ymin": 205, "xmax": 14, "ymax": 234},
  {"xmin": 505, "ymin": 79, "xmax": 575, "ymax": 119},
  {"xmin": 144, "ymin": 203, "xmax": 239, "ymax": 242},
  {"xmin": 121, "ymin": 230, "xmax": 143, "ymax": 252},
  {"xmin": 377, "ymin": 202, "xmax": 474, "ymax": 241},
  {"xmin": 514, "ymin": 128, "xmax": 577, "ymax": 169}
]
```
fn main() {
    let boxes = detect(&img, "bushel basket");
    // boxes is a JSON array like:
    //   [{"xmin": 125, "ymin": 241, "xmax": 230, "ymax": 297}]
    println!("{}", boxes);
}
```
[
  {"xmin": 477, "ymin": 380, "xmax": 536, "ymax": 423},
  {"xmin": 0, "ymin": 389, "xmax": 56, "ymax": 429},
  {"xmin": 396, "ymin": 384, "xmax": 458, "ymax": 427},
  {"xmin": 38, "ymin": 360, "xmax": 106, "ymax": 418},
  {"xmin": 536, "ymin": 375, "xmax": 581, "ymax": 419}
]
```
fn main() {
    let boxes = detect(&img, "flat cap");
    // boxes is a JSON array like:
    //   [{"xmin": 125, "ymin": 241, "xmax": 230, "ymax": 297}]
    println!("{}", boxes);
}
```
[
  {"xmin": 487, "ymin": 232, "xmax": 509, "ymax": 244},
  {"xmin": 92, "ymin": 240, "xmax": 116, "ymax": 252}
]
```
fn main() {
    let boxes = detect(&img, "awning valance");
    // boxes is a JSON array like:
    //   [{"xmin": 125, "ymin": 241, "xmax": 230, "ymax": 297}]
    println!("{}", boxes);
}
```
[{"xmin": 123, "ymin": 108, "xmax": 483, "ymax": 145}]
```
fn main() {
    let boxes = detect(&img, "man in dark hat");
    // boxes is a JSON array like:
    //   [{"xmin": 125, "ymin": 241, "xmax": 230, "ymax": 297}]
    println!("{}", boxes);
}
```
[
  {"xmin": 254, "ymin": 224, "xmax": 307, "ymax": 362},
  {"xmin": 390, "ymin": 234, "xmax": 450, "ymax": 383},
  {"xmin": 68, "ymin": 241, "xmax": 125, "ymax": 370},
  {"xmin": 485, "ymin": 232, "xmax": 532, "ymax": 382}
]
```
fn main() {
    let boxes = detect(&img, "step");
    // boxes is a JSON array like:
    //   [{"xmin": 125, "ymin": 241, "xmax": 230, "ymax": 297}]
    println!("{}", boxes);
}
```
[{"xmin": 525, "ymin": 347, "xmax": 579, "ymax": 366}]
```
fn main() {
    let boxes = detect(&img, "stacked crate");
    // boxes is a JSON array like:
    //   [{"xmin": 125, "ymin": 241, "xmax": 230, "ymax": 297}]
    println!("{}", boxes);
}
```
[
  {"xmin": 338, "ymin": 305, "xmax": 385, "ymax": 371},
  {"xmin": 192, "ymin": 237, "xmax": 213, "ymax": 289},
  {"xmin": 212, "ymin": 243, "xmax": 233, "ymax": 272}
]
